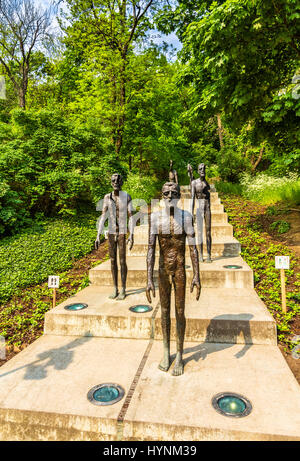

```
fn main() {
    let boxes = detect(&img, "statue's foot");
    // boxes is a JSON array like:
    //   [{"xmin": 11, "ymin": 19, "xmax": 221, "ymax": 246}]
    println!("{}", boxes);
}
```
[
  {"xmin": 117, "ymin": 289, "xmax": 126, "ymax": 300},
  {"xmin": 172, "ymin": 354, "xmax": 184, "ymax": 376},
  {"xmin": 205, "ymin": 256, "xmax": 212, "ymax": 263},
  {"xmin": 158, "ymin": 356, "xmax": 170, "ymax": 372},
  {"xmin": 199, "ymin": 255, "xmax": 204, "ymax": 263},
  {"xmin": 109, "ymin": 289, "xmax": 118, "ymax": 299}
]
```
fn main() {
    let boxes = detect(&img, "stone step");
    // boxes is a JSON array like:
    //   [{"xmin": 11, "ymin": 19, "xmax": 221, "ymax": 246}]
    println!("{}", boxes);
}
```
[
  {"xmin": 89, "ymin": 256, "xmax": 254, "ymax": 289},
  {"xmin": 0, "ymin": 335, "xmax": 299, "ymax": 440},
  {"xmin": 180, "ymin": 192, "xmax": 220, "ymax": 202},
  {"xmin": 137, "ymin": 211, "xmax": 228, "ymax": 225},
  {"xmin": 134, "ymin": 223, "xmax": 233, "ymax": 243},
  {"xmin": 128, "ymin": 237, "xmax": 240, "ymax": 258},
  {"xmin": 44, "ymin": 286, "xmax": 276, "ymax": 346},
  {"xmin": 180, "ymin": 184, "xmax": 216, "ymax": 193}
]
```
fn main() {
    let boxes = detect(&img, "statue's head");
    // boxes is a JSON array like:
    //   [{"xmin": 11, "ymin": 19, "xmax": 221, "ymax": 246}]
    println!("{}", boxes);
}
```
[
  {"xmin": 198, "ymin": 163, "xmax": 206, "ymax": 179},
  {"xmin": 111, "ymin": 173, "xmax": 123, "ymax": 191},
  {"xmin": 162, "ymin": 182, "xmax": 181, "ymax": 207}
]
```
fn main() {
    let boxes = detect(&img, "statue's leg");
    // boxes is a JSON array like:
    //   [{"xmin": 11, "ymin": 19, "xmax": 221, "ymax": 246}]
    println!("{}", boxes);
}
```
[
  {"xmin": 196, "ymin": 204, "xmax": 204, "ymax": 262},
  {"xmin": 172, "ymin": 268, "xmax": 186, "ymax": 376},
  {"xmin": 204, "ymin": 203, "xmax": 212, "ymax": 263},
  {"xmin": 108, "ymin": 234, "xmax": 118, "ymax": 299},
  {"xmin": 158, "ymin": 267, "xmax": 172, "ymax": 372},
  {"xmin": 117, "ymin": 234, "xmax": 127, "ymax": 300}
]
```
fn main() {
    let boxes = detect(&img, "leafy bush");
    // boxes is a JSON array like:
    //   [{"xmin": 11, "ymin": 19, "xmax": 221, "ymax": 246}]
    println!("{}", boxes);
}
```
[
  {"xmin": 215, "ymin": 181, "xmax": 243, "ymax": 196},
  {"xmin": 0, "ymin": 214, "xmax": 99, "ymax": 303},
  {"xmin": 0, "ymin": 109, "xmax": 126, "ymax": 234},
  {"xmin": 122, "ymin": 172, "xmax": 160, "ymax": 203},
  {"xmin": 270, "ymin": 220, "xmax": 291, "ymax": 234},
  {"xmin": 240, "ymin": 172, "xmax": 300, "ymax": 205},
  {"xmin": 217, "ymin": 145, "xmax": 251, "ymax": 182}
]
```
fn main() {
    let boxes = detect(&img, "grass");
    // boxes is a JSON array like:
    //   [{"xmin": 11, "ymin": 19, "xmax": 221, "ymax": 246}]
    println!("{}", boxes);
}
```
[
  {"xmin": 253, "ymin": 181, "xmax": 300, "ymax": 205},
  {"xmin": 215, "ymin": 174, "xmax": 300, "ymax": 206},
  {"xmin": 214, "ymin": 181, "xmax": 243, "ymax": 196}
]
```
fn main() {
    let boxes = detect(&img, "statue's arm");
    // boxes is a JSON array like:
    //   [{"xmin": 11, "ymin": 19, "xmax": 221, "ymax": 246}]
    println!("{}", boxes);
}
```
[
  {"xmin": 191, "ymin": 181, "xmax": 196, "ymax": 216},
  {"xmin": 127, "ymin": 194, "xmax": 134, "ymax": 250},
  {"xmin": 186, "ymin": 212, "xmax": 201, "ymax": 300},
  {"xmin": 95, "ymin": 195, "xmax": 109, "ymax": 248},
  {"xmin": 146, "ymin": 214, "xmax": 157, "ymax": 303},
  {"xmin": 187, "ymin": 164, "xmax": 194, "ymax": 184}
]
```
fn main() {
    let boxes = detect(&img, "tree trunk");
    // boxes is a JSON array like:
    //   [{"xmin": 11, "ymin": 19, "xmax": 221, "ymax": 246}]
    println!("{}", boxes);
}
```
[
  {"xmin": 18, "ymin": 87, "xmax": 26, "ymax": 109},
  {"xmin": 216, "ymin": 113, "xmax": 224, "ymax": 148},
  {"xmin": 251, "ymin": 144, "xmax": 265, "ymax": 172}
]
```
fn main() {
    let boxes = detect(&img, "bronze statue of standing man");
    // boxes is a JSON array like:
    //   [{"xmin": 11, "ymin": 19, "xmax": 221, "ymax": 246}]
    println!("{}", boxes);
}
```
[
  {"xmin": 146, "ymin": 182, "xmax": 201, "ymax": 376},
  {"xmin": 169, "ymin": 160, "xmax": 178, "ymax": 184},
  {"xmin": 95, "ymin": 173, "xmax": 134, "ymax": 300},
  {"xmin": 191, "ymin": 163, "xmax": 212, "ymax": 263}
]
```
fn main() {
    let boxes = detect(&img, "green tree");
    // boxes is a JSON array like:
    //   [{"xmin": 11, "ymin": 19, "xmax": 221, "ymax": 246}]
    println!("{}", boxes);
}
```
[
  {"xmin": 0, "ymin": 0, "xmax": 52, "ymax": 109},
  {"xmin": 62, "ymin": 0, "xmax": 164, "ymax": 159}
]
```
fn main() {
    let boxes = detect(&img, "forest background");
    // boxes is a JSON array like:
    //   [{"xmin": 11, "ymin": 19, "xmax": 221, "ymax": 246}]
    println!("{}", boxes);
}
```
[{"xmin": 0, "ymin": 0, "xmax": 299, "ymax": 236}]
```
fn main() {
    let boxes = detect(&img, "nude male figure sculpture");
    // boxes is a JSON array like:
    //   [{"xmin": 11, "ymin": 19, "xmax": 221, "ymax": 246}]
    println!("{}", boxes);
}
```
[
  {"xmin": 187, "ymin": 163, "xmax": 194, "ymax": 187},
  {"xmin": 191, "ymin": 163, "xmax": 212, "ymax": 263},
  {"xmin": 169, "ymin": 160, "xmax": 178, "ymax": 184},
  {"xmin": 146, "ymin": 182, "xmax": 201, "ymax": 376},
  {"xmin": 95, "ymin": 173, "xmax": 134, "ymax": 300}
]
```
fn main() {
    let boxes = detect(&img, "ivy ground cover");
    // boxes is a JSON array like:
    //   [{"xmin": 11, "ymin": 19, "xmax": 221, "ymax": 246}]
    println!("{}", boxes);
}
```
[{"xmin": 221, "ymin": 193, "xmax": 300, "ymax": 382}]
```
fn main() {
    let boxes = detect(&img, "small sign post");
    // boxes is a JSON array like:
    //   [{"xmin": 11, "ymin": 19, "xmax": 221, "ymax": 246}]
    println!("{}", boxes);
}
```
[
  {"xmin": 275, "ymin": 256, "xmax": 290, "ymax": 314},
  {"xmin": 48, "ymin": 276, "xmax": 60, "ymax": 309}
]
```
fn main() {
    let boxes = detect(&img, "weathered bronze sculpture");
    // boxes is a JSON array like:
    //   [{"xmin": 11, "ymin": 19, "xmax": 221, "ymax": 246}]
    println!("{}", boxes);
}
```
[
  {"xmin": 146, "ymin": 182, "xmax": 201, "ymax": 376},
  {"xmin": 191, "ymin": 163, "xmax": 212, "ymax": 263},
  {"xmin": 169, "ymin": 160, "xmax": 178, "ymax": 184},
  {"xmin": 95, "ymin": 173, "xmax": 134, "ymax": 300},
  {"xmin": 187, "ymin": 163, "xmax": 194, "ymax": 188}
]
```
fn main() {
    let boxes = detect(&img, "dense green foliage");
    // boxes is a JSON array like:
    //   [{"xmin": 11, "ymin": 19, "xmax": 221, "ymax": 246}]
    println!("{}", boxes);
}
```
[
  {"xmin": 0, "ymin": 109, "xmax": 126, "ymax": 234},
  {"xmin": 0, "ymin": 1, "xmax": 298, "ymax": 229},
  {"xmin": 0, "ymin": 214, "xmax": 98, "ymax": 302},
  {"xmin": 216, "ymin": 172, "xmax": 300, "ymax": 205}
]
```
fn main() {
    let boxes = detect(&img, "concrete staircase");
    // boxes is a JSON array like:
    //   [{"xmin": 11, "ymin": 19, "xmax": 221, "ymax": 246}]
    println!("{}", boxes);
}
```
[{"xmin": 0, "ymin": 186, "xmax": 299, "ymax": 441}]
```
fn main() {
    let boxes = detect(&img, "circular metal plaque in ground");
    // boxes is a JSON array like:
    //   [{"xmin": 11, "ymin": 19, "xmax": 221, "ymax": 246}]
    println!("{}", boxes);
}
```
[
  {"xmin": 87, "ymin": 383, "xmax": 125, "ymax": 406},
  {"xmin": 223, "ymin": 265, "xmax": 243, "ymax": 270},
  {"xmin": 212, "ymin": 392, "xmax": 252, "ymax": 418},
  {"xmin": 129, "ymin": 304, "xmax": 153, "ymax": 313},
  {"xmin": 64, "ymin": 302, "xmax": 88, "ymax": 311}
]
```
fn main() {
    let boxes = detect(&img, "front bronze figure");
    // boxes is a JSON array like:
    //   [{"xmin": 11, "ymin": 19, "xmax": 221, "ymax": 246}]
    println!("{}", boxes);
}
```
[
  {"xmin": 95, "ymin": 173, "xmax": 134, "ymax": 300},
  {"xmin": 146, "ymin": 182, "xmax": 200, "ymax": 376},
  {"xmin": 191, "ymin": 163, "xmax": 212, "ymax": 263},
  {"xmin": 169, "ymin": 160, "xmax": 178, "ymax": 184}
]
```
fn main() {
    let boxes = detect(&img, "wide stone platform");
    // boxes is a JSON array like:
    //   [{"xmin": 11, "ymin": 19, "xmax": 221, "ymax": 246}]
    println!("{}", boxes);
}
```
[
  {"xmin": 0, "ymin": 335, "xmax": 299, "ymax": 441},
  {"xmin": 89, "ymin": 255, "xmax": 254, "ymax": 289},
  {"xmin": 127, "ymin": 236, "xmax": 241, "ymax": 258},
  {"xmin": 134, "ymin": 223, "xmax": 234, "ymax": 241},
  {"xmin": 44, "ymin": 285, "xmax": 276, "ymax": 345}
]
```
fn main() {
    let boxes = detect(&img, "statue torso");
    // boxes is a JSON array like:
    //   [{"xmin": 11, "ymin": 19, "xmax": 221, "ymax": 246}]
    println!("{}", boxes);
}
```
[{"xmin": 193, "ymin": 179, "xmax": 210, "ymax": 201}]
